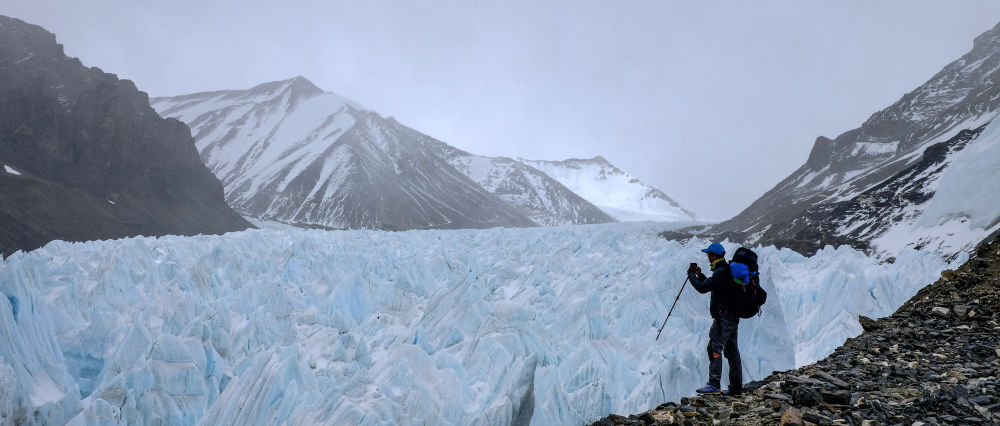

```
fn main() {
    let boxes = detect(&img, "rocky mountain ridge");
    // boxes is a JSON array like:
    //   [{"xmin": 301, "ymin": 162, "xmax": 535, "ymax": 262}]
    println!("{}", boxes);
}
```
[
  {"xmin": 425, "ymin": 142, "xmax": 616, "ymax": 226},
  {"xmin": 672, "ymin": 20, "xmax": 1000, "ymax": 259},
  {"xmin": 0, "ymin": 15, "xmax": 252, "ymax": 257},
  {"xmin": 592, "ymin": 231, "xmax": 1000, "ymax": 425},
  {"xmin": 153, "ymin": 78, "xmax": 693, "ymax": 229},
  {"xmin": 665, "ymin": 124, "xmax": 991, "ymax": 260},
  {"xmin": 152, "ymin": 78, "xmax": 538, "ymax": 230}
]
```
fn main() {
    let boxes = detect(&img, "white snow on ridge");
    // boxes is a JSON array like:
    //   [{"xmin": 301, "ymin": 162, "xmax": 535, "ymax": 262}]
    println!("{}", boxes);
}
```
[
  {"xmin": 803, "ymin": 113, "xmax": 997, "ymax": 206},
  {"xmin": 519, "ymin": 157, "xmax": 697, "ymax": 223},
  {"xmin": 3, "ymin": 165, "xmax": 22, "ymax": 176},
  {"xmin": 450, "ymin": 154, "xmax": 511, "ymax": 193},
  {"xmin": 850, "ymin": 141, "xmax": 898, "ymax": 157},
  {"xmin": 438, "ymin": 150, "xmax": 618, "ymax": 226},
  {"xmin": 0, "ymin": 224, "xmax": 945, "ymax": 425},
  {"xmin": 154, "ymin": 79, "xmax": 542, "ymax": 230},
  {"xmin": 870, "ymin": 117, "xmax": 1000, "ymax": 258},
  {"xmin": 151, "ymin": 79, "xmax": 362, "ymax": 211}
]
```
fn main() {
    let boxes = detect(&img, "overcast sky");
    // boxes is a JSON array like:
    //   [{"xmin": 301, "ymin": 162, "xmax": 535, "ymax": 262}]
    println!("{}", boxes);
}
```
[{"xmin": 5, "ymin": 1, "xmax": 1000, "ymax": 220}]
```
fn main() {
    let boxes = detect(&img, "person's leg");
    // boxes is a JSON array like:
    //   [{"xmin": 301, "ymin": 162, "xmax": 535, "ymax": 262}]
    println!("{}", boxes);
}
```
[
  {"xmin": 721, "ymin": 316, "xmax": 743, "ymax": 393},
  {"xmin": 706, "ymin": 317, "xmax": 725, "ymax": 388}
]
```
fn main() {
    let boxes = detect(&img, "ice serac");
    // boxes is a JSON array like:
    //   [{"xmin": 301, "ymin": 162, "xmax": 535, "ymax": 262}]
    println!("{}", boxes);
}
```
[
  {"xmin": 0, "ymin": 223, "xmax": 945, "ymax": 425},
  {"xmin": 151, "ymin": 78, "xmax": 537, "ymax": 230},
  {"xmin": 518, "ymin": 156, "xmax": 697, "ymax": 223},
  {"xmin": 683, "ymin": 20, "xmax": 1000, "ymax": 259},
  {"xmin": 425, "ymin": 141, "xmax": 616, "ymax": 226},
  {"xmin": 0, "ymin": 16, "xmax": 252, "ymax": 257}
]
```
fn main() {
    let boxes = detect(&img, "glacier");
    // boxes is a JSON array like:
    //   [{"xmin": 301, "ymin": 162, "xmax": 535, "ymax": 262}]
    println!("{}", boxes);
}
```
[{"xmin": 0, "ymin": 223, "xmax": 947, "ymax": 425}]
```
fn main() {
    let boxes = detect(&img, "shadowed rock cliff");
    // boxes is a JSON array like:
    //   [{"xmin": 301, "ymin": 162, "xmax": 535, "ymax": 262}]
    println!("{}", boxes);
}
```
[{"xmin": 0, "ymin": 16, "xmax": 252, "ymax": 257}]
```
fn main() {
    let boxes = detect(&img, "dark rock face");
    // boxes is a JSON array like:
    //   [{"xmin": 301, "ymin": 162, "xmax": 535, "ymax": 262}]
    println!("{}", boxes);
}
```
[
  {"xmin": 591, "ymin": 234, "xmax": 1000, "ymax": 425},
  {"xmin": 0, "ymin": 16, "xmax": 252, "ymax": 257}
]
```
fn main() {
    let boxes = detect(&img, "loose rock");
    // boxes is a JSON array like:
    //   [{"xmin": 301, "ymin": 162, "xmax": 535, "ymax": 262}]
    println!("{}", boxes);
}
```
[
  {"xmin": 932, "ymin": 307, "xmax": 951, "ymax": 317},
  {"xmin": 780, "ymin": 406, "xmax": 804, "ymax": 426}
]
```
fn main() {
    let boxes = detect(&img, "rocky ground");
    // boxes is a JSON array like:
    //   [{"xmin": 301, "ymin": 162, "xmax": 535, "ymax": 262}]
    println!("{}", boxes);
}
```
[{"xmin": 592, "ymin": 233, "xmax": 1000, "ymax": 425}]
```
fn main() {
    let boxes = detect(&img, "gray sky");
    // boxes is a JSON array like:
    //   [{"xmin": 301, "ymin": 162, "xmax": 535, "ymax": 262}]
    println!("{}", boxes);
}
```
[{"xmin": 5, "ymin": 1, "xmax": 1000, "ymax": 220}]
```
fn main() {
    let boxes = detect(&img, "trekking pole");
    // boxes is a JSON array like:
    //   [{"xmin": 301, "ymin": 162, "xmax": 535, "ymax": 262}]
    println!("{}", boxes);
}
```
[{"xmin": 656, "ymin": 276, "xmax": 690, "ymax": 341}]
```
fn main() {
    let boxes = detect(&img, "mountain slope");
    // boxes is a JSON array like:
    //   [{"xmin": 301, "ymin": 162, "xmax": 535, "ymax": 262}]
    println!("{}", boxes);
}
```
[
  {"xmin": 152, "ymin": 78, "xmax": 536, "ymax": 230},
  {"xmin": 519, "ymin": 156, "xmax": 697, "ymax": 222},
  {"xmin": 674, "ymin": 20, "xmax": 1000, "ymax": 259},
  {"xmin": 424, "ymin": 142, "xmax": 616, "ymax": 226},
  {"xmin": 0, "ymin": 16, "xmax": 252, "ymax": 257}
]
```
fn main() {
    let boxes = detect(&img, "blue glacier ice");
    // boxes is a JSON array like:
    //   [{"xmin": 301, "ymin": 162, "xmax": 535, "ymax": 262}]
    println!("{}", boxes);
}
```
[{"xmin": 0, "ymin": 223, "xmax": 947, "ymax": 425}]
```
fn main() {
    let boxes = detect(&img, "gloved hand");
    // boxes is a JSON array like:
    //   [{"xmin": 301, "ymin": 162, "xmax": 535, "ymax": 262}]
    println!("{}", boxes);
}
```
[{"xmin": 687, "ymin": 263, "xmax": 701, "ymax": 275}]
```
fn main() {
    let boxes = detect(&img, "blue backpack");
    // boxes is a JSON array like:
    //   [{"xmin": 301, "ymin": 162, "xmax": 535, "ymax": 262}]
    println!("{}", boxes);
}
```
[{"xmin": 728, "ymin": 247, "xmax": 767, "ymax": 318}]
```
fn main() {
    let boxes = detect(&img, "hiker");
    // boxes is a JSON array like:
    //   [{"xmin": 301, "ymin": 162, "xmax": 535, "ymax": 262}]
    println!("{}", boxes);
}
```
[{"xmin": 687, "ymin": 242, "xmax": 743, "ymax": 396}]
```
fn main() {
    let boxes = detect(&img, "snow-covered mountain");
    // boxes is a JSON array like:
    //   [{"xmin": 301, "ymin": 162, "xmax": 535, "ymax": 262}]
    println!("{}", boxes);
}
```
[
  {"xmin": 727, "ymin": 123, "xmax": 1000, "ymax": 260},
  {"xmin": 519, "ymin": 156, "xmax": 697, "ymax": 222},
  {"xmin": 0, "ymin": 223, "xmax": 946, "ymax": 425},
  {"xmin": 681, "ymin": 20, "xmax": 1000, "ymax": 260},
  {"xmin": 151, "ymin": 77, "xmax": 536, "ymax": 230},
  {"xmin": 425, "ymin": 142, "xmax": 616, "ymax": 226}
]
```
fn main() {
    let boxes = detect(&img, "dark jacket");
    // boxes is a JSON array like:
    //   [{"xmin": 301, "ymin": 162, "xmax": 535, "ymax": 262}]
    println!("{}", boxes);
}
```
[{"xmin": 689, "ymin": 260, "xmax": 734, "ymax": 318}]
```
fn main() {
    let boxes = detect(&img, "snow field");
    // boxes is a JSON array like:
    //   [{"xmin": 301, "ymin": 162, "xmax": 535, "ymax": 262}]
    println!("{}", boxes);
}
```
[
  {"xmin": 871, "ymin": 116, "xmax": 1000, "ymax": 258},
  {"xmin": 0, "ymin": 223, "xmax": 945, "ymax": 425},
  {"xmin": 917, "ymin": 116, "xmax": 1000, "ymax": 230},
  {"xmin": 518, "ymin": 159, "xmax": 694, "ymax": 223}
]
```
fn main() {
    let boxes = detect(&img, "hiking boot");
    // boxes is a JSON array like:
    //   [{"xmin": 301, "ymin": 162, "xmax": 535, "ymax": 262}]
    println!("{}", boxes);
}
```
[
  {"xmin": 723, "ymin": 389, "xmax": 742, "ymax": 397},
  {"xmin": 695, "ymin": 383, "xmax": 721, "ymax": 394}
]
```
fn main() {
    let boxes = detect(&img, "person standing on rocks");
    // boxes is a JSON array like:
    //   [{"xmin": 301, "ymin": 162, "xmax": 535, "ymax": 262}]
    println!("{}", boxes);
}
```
[{"xmin": 687, "ymin": 242, "xmax": 743, "ymax": 396}]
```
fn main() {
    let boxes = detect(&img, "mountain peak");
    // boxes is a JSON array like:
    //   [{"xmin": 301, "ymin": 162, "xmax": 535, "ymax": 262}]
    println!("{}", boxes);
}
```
[
  {"xmin": 244, "ymin": 75, "xmax": 323, "ymax": 99},
  {"xmin": 152, "ymin": 81, "xmax": 535, "ymax": 230},
  {"xmin": 284, "ymin": 75, "xmax": 322, "ymax": 92},
  {"xmin": 972, "ymin": 19, "xmax": 1000, "ymax": 52},
  {"xmin": 559, "ymin": 155, "xmax": 612, "ymax": 166}
]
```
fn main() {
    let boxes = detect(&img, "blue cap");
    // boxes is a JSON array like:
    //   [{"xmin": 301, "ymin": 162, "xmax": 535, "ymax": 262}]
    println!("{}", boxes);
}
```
[{"xmin": 701, "ymin": 242, "xmax": 725, "ymax": 255}]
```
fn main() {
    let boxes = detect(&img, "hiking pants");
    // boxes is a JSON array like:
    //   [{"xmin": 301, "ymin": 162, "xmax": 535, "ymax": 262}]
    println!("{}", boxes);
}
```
[{"xmin": 707, "ymin": 314, "xmax": 742, "ymax": 391}]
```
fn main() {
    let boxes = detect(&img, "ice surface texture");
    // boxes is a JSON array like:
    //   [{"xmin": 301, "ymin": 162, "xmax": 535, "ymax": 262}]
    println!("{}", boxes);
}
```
[{"xmin": 0, "ymin": 223, "xmax": 944, "ymax": 425}]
